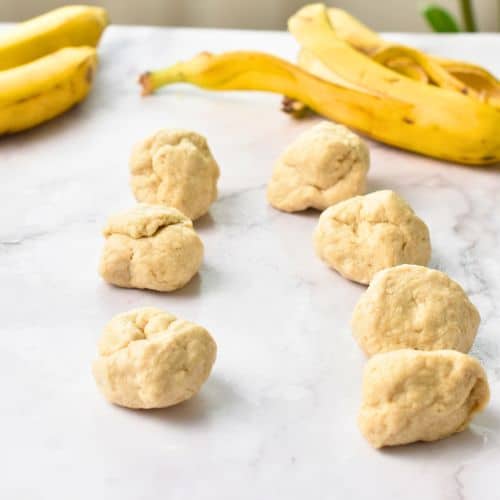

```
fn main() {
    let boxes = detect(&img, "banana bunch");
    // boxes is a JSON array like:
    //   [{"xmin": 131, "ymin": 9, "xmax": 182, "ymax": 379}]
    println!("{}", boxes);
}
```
[
  {"xmin": 140, "ymin": 3, "xmax": 500, "ymax": 165},
  {"xmin": 0, "ymin": 5, "xmax": 108, "ymax": 135}
]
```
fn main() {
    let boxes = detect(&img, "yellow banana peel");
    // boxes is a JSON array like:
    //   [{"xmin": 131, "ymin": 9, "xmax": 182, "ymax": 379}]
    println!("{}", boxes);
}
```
[
  {"xmin": 372, "ymin": 45, "xmax": 477, "ymax": 97},
  {"xmin": 327, "ymin": 7, "xmax": 500, "ymax": 107},
  {"xmin": 327, "ymin": 7, "xmax": 383, "ymax": 55},
  {"xmin": 290, "ymin": 5, "xmax": 469, "ymax": 105},
  {"xmin": 140, "ymin": 50, "xmax": 500, "ymax": 165},
  {"xmin": 297, "ymin": 48, "xmax": 371, "ymax": 92},
  {"xmin": 288, "ymin": 4, "xmax": 499, "ymax": 163},
  {"xmin": 382, "ymin": 57, "xmax": 429, "ymax": 83}
]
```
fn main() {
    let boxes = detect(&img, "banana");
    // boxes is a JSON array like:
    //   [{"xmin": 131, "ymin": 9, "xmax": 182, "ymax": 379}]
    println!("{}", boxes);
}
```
[
  {"xmin": 0, "ymin": 46, "xmax": 97, "ymax": 135},
  {"xmin": 327, "ymin": 7, "xmax": 500, "ymax": 107},
  {"xmin": 0, "ymin": 5, "xmax": 108, "ymax": 71},
  {"xmin": 139, "ymin": 51, "xmax": 500, "ymax": 165}
]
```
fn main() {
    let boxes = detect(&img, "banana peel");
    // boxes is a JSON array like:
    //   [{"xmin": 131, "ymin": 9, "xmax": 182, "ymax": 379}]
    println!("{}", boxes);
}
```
[
  {"xmin": 139, "ymin": 3, "xmax": 499, "ymax": 165},
  {"xmin": 383, "ymin": 57, "xmax": 429, "ymax": 83},
  {"xmin": 326, "ymin": 7, "xmax": 383, "ymax": 55},
  {"xmin": 372, "ymin": 45, "xmax": 476, "ymax": 96},
  {"xmin": 140, "ymin": 50, "xmax": 500, "ymax": 165},
  {"xmin": 288, "ymin": 4, "xmax": 499, "ymax": 164},
  {"xmin": 290, "ymin": 5, "xmax": 472, "ymax": 106},
  {"xmin": 327, "ymin": 7, "xmax": 500, "ymax": 107}
]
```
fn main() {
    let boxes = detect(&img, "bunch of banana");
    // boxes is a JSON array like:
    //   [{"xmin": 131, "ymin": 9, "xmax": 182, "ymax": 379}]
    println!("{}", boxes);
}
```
[
  {"xmin": 140, "ymin": 3, "xmax": 500, "ymax": 165},
  {"xmin": 0, "ymin": 5, "xmax": 108, "ymax": 135}
]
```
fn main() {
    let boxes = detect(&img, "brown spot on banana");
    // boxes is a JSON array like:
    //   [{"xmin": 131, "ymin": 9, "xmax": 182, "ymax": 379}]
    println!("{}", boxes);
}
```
[
  {"xmin": 86, "ymin": 65, "xmax": 94, "ymax": 84},
  {"xmin": 13, "ymin": 83, "xmax": 65, "ymax": 105},
  {"xmin": 14, "ymin": 93, "xmax": 42, "ymax": 105}
]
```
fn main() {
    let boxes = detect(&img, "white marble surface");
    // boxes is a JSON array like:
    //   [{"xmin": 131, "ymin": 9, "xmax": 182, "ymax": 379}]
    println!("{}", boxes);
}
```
[{"xmin": 1, "ymin": 26, "xmax": 500, "ymax": 500}]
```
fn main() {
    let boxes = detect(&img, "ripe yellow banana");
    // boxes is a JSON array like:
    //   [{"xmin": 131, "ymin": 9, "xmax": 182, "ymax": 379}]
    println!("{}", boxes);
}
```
[
  {"xmin": 0, "ymin": 46, "xmax": 97, "ymax": 135},
  {"xmin": 327, "ymin": 7, "xmax": 500, "ymax": 107},
  {"xmin": 140, "ymin": 51, "xmax": 500, "ymax": 165},
  {"xmin": 0, "ymin": 5, "xmax": 108, "ymax": 71}
]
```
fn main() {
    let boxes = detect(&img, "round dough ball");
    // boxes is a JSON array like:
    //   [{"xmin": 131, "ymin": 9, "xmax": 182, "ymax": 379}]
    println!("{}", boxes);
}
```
[
  {"xmin": 130, "ymin": 129, "xmax": 220, "ymax": 220},
  {"xmin": 99, "ymin": 204, "xmax": 203, "ymax": 292},
  {"xmin": 267, "ymin": 121, "xmax": 369, "ymax": 212},
  {"xmin": 93, "ymin": 307, "xmax": 217, "ymax": 409},
  {"xmin": 351, "ymin": 265, "xmax": 480, "ymax": 355},
  {"xmin": 313, "ymin": 190, "xmax": 431, "ymax": 284},
  {"xmin": 358, "ymin": 349, "xmax": 489, "ymax": 448}
]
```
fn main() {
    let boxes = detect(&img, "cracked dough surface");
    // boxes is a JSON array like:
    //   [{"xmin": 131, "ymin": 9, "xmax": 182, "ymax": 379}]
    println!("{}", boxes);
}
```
[
  {"xmin": 314, "ymin": 190, "xmax": 431, "ymax": 284},
  {"xmin": 130, "ymin": 129, "xmax": 220, "ymax": 220},
  {"xmin": 352, "ymin": 265, "xmax": 480, "ymax": 355},
  {"xmin": 93, "ymin": 307, "xmax": 217, "ymax": 409},
  {"xmin": 267, "ymin": 121, "xmax": 369, "ymax": 212},
  {"xmin": 99, "ymin": 204, "xmax": 203, "ymax": 292},
  {"xmin": 358, "ymin": 349, "xmax": 489, "ymax": 448}
]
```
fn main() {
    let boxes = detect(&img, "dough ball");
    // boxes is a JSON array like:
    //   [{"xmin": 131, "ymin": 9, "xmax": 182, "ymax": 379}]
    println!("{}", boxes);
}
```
[
  {"xmin": 352, "ymin": 265, "xmax": 480, "ymax": 355},
  {"xmin": 130, "ymin": 129, "xmax": 220, "ymax": 220},
  {"xmin": 358, "ymin": 349, "xmax": 489, "ymax": 448},
  {"xmin": 267, "ymin": 121, "xmax": 369, "ymax": 212},
  {"xmin": 93, "ymin": 307, "xmax": 217, "ymax": 409},
  {"xmin": 99, "ymin": 204, "xmax": 203, "ymax": 292},
  {"xmin": 313, "ymin": 190, "xmax": 431, "ymax": 284}
]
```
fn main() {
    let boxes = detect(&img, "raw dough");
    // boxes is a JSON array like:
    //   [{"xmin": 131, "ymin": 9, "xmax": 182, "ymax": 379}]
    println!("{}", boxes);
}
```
[
  {"xmin": 93, "ymin": 307, "xmax": 217, "ymax": 409},
  {"xmin": 267, "ymin": 121, "xmax": 369, "ymax": 212},
  {"xmin": 99, "ymin": 204, "xmax": 203, "ymax": 292},
  {"xmin": 351, "ymin": 265, "xmax": 480, "ymax": 355},
  {"xmin": 313, "ymin": 190, "xmax": 431, "ymax": 284},
  {"xmin": 358, "ymin": 349, "xmax": 489, "ymax": 448},
  {"xmin": 130, "ymin": 129, "xmax": 220, "ymax": 220}
]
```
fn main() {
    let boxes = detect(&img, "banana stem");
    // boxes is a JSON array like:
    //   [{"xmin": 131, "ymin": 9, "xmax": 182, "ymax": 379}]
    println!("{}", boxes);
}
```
[
  {"xmin": 139, "ymin": 63, "xmax": 184, "ymax": 95},
  {"xmin": 459, "ymin": 0, "xmax": 477, "ymax": 31}
]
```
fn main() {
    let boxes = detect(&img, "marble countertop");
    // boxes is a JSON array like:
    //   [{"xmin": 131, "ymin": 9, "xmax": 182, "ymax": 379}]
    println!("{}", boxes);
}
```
[{"xmin": 1, "ymin": 26, "xmax": 499, "ymax": 500}]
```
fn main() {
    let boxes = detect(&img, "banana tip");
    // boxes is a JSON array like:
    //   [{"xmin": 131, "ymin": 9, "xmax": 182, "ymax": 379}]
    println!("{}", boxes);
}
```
[{"xmin": 139, "ymin": 72, "xmax": 153, "ymax": 96}]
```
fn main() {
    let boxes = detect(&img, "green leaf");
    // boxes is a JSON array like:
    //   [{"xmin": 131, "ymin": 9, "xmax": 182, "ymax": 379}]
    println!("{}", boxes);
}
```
[{"xmin": 421, "ymin": 4, "xmax": 461, "ymax": 32}]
